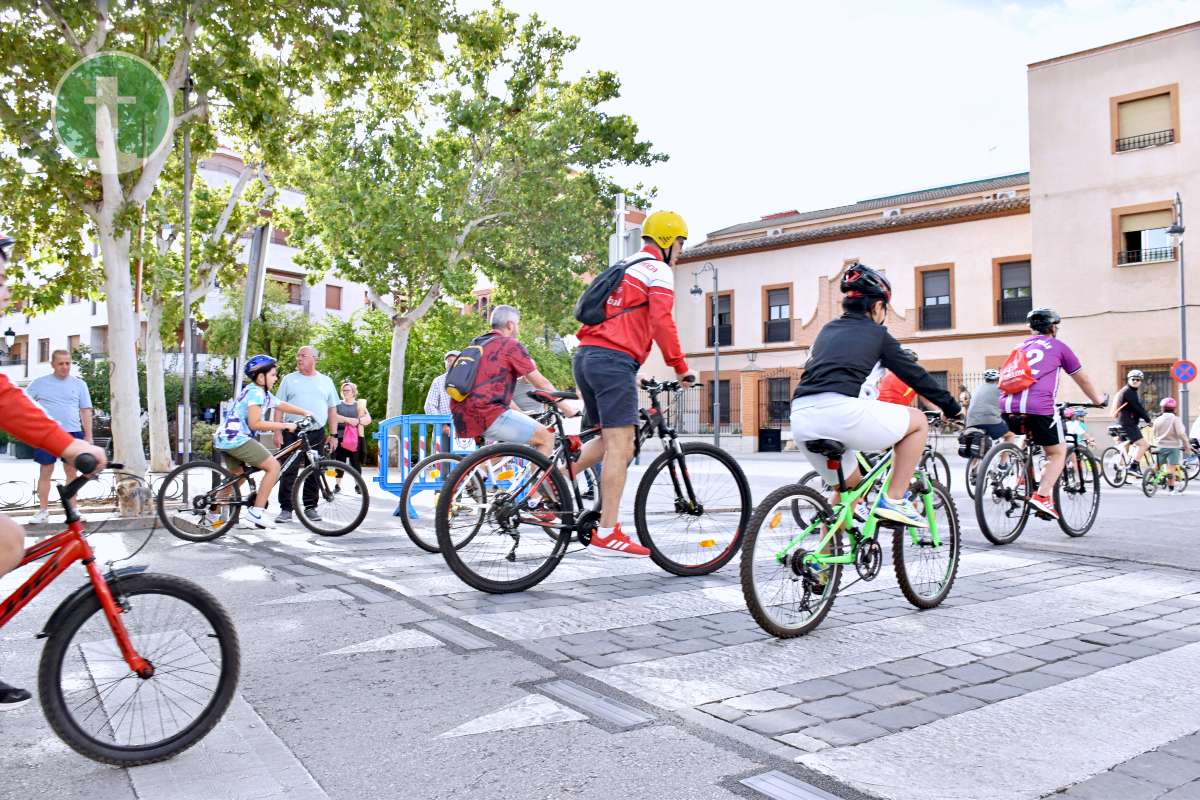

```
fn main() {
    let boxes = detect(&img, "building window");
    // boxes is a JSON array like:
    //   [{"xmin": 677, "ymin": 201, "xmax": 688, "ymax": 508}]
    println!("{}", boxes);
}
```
[
  {"xmin": 1113, "ymin": 203, "xmax": 1176, "ymax": 266},
  {"xmin": 705, "ymin": 292, "xmax": 733, "ymax": 347},
  {"xmin": 917, "ymin": 266, "xmax": 953, "ymax": 330},
  {"xmin": 325, "ymin": 284, "xmax": 342, "ymax": 310},
  {"xmin": 272, "ymin": 280, "xmax": 302, "ymax": 305},
  {"xmin": 1111, "ymin": 84, "xmax": 1179, "ymax": 153},
  {"xmin": 763, "ymin": 377, "xmax": 791, "ymax": 427},
  {"xmin": 763, "ymin": 285, "xmax": 791, "ymax": 343},
  {"xmin": 994, "ymin": 258, "xmax": 1032, "ymax": 325},
  {"xmin": 705, "ymin": 379, "xmax": 731, "ymax": 426},
  {"xmin": 68, "ymin": 335, "xmax": 80, "ymax": 354},
  {"xmin": 38, "ymin": 338, "xmax": 50, "ymax": 363},
  {"xmin": 928, "ymin": 371, "xmax": 949, "ymax": 392},
  {"xmin": 90, "ymin": 300, "xmax": 97, "ymax": 315},
  {"xmin": 474, "ymin": 294, "xmax": 492, "ymax": 321}
]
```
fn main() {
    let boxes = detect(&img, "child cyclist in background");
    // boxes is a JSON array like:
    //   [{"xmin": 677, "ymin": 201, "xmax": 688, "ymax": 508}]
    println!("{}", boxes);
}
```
[
  {"xmin": 1152, "ymin": 397, "xmax": 1192, "ymax": 494},
  {"xmin": 215, "ymin": 355, "xmax": 315, "ymax": 529}
]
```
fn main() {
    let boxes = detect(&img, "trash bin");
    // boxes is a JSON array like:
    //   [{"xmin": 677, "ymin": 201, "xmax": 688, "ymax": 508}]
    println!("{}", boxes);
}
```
[{"xmin": 758, "ymin": 427, "xmax": 782, "ymax": 453}]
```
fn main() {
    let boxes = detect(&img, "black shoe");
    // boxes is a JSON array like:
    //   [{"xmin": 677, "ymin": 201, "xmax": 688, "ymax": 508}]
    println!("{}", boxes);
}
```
[{"xmin": 0, "ymin": 681, "xmax": 31, "ymax": 710}]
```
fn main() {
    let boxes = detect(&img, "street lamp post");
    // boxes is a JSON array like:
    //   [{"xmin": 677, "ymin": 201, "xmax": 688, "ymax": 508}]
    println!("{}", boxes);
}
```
[
  {"xmin": 690, "ymin": 262, "xmax": 720, "ymax": 446},
  {"xmin": 181, "ymin": 74, "xmax": 194, "ymax": 464},
  {"xmin": 1169, "ymin": 193, "xmax": 1188, "ymax": 430}
]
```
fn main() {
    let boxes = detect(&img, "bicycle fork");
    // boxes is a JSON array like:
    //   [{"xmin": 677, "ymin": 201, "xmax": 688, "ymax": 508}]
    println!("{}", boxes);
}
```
[{"xmin": 83, "ymin": 552, "xmax": 153, "ymax": 678}]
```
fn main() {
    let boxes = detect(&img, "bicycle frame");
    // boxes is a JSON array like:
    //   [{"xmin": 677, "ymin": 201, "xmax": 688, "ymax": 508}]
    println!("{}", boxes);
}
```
[
  {"xmin": 197, "ymin": 434, "xmax": 315, "ymax": 504},
  {"xmin": 0, "ymin": 522, "xmax": 150, "ymax": 676}
]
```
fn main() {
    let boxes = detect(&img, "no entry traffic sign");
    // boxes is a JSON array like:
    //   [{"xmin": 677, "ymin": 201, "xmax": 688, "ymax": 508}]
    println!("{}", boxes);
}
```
[{"xmin": 1173, "ymin": 359, "xmax": 1197, "ymax": 384}]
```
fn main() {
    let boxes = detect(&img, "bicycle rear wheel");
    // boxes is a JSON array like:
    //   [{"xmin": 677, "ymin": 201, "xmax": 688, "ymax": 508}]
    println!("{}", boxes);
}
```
[
  {"xmin": 156, "ymin": 460, "xmax": 241, "ymax": 542},
  {"xmin": 1056, "ymin": 446, "xmax": 1101, "ymax": 536},
  {"xmin": 293, "ymin": 459, "xmax": 369, "ymax": 536},
  {"xmin": 1141, "ymin": 469, "xmax": 1159, "ymax": 498},
  {"xmin": 634, "ymin": 442, "xmax": 751, "ymax": 576},
  {"xmin": 974, "ymin": 442, "xmax": 1031, "ymax": 546},
  {"xmin": 922, "ymin": 451, "xmax": 951, "ymax": 492},
  {"xmin": 39, "ymin": 573, "xmax": 239, "ymax": 766},
  {"xmin": 965, "ymin": 456, "xmax": 982, "ymax": 500},
  {"xmin": 1100, "ymin": 446, "xmax": 1126, "ymax": 488},
  {"xmin": 436, "ymin": 444, "xmax": 572, "ymax": 593},
  {"xmin": 894, "ymin": 480, "xmax": 960, "ymax": 609},
  {"xmin": 399, "ymin": 453, "xmax": 464, "ymax": 553},
  {"xmin": 740, "ymin": 485, "xmax": 842, "ymax": 638}
]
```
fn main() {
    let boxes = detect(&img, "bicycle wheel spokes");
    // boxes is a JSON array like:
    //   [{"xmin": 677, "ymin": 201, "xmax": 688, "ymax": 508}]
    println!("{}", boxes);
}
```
[
  {"xmin": 294, "ymin": 460, "xmax": 369, "ymax": 536},
  {"xmin": 974, "ymin": 443, "xmax": 1030, "ymax": 546},
  {"xmin": 158, "ymin": 462, "xmax": 241, "ymax": 541},
  {"xmin": 1057, "ymin": 447, "xmax": 1100, "ymax": 537},
  {"xmin": 740, "ymin": 486, "xmax": 841, "ymax": 638},
  {"xmin": 894, "ymin": 482, "xmax": 960, "ymax": 608},
  {"xmin": 1100, "ymin": 447, "xmax": 1126, "ymax": 487}
]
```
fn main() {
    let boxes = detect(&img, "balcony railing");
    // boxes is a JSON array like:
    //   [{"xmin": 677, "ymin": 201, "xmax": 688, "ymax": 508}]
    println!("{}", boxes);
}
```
[
  {"xmin": 1117, "ymin": 247, "xmax": 1176, "ymax": 266},
  {"xmin": 998, "ymin": 295, "xmax": 1032, "ymax": 325},
  {"xmin": 705, "ymin": 324, "xmax": 732, "ymax": 348},
  {"xmin": 0, "ymin": 355, "xmax": 25, "ymax": 367},
  {"xmin": 1115, "ymin": 129, "xmax": 1175, "ymax": 152},
  {"xmin": 919, "ymin": 304, "xmax": 952, "ymax": 331},
  {"xmin": 763, "ymin": 319, "xmax": 791, "ymax": 343}
]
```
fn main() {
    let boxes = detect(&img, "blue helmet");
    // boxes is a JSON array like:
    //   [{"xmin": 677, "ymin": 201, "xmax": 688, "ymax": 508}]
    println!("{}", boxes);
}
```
[{"xmin": 244, "ymin": 354, "xmax": 277, "ymax": 380}]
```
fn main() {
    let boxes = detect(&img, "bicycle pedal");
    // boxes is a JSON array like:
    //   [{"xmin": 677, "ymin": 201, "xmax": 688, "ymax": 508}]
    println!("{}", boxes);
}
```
[{"xmin": 1033, "ymin": 510, "xmax": 1054, "ymax": 521}]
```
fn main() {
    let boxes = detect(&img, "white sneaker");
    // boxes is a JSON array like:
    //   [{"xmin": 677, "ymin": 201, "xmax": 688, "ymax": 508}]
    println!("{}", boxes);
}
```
[
  {"xmin": 27, "ymin": 509, "xmax": 49, "ymax": 525},
  {"xmin": 239, "ymin": 508, "xmax": 275, "ymax": 530}
]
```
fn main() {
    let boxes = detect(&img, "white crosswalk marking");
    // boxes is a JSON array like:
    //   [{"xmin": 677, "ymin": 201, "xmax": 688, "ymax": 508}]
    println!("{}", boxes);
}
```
[
  {"xmin": 438, "ymin": 694, "xmax": 587, "ymax": 738},
  {"xmin": 323, "ymin": 629, "xmax": 444, "ymax": 655}
]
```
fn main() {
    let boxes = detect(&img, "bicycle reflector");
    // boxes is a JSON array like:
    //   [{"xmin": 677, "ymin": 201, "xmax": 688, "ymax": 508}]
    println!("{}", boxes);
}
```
[
  {"xmin": 769, "ymin": 511, "xmax": 782, "ymax": 529},
  {"xmin": 700, "ymin": 539, "xmax": 716, "ymax": 548}
]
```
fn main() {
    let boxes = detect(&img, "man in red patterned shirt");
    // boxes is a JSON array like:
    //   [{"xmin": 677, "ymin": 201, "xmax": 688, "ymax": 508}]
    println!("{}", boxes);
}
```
[
  {"xmin": 570, "ymin": 211, "xmax": 697, "ymax": 556},
  {"xmin": 0, "ymin": 233, "xmax": 107, "ymax": 708}
]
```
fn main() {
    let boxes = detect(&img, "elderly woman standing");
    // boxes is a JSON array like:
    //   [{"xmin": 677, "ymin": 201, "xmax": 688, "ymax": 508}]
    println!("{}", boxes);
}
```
[{"xmin": 334, "ymin": 381, "xmax": 371, "ymax": 491}]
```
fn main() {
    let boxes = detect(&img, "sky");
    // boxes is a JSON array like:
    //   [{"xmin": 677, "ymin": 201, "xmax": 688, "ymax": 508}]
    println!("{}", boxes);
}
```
[{"xmin": 478, "ymin": 0, "xmax": 1200, "ymax": 239}]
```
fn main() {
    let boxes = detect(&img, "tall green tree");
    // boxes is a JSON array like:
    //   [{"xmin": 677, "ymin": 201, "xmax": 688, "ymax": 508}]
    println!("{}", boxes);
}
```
[
  {"xmin": 1, "ymin": 0, "xmax": 446, "ymax": 473},
  {"xmin": 285, "ymin": 6, "xmax": 662, "ymax": 418},
  {"xmin": 205, "ymin": 281, "xmax": 315, "ymax": 372}
]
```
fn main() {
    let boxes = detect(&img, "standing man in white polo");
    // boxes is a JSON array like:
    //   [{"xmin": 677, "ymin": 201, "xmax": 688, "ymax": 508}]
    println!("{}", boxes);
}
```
[
  {"xmin": 273, "ymin": 345, "xmax": 339, "ymax": 523},
  {"xmin": 27, "ymin": 350, "xmax": 93, "ymax": 523}
]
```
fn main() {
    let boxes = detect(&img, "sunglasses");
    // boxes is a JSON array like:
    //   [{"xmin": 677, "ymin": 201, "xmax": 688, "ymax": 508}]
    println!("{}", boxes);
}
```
[{"xmin": 1130, "ymin": 378, "xmax": 1143, "ymax": 382}]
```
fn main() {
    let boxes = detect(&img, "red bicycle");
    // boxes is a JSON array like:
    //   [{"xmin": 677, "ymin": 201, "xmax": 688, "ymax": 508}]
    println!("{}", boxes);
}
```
[{"xmin": 2, "ymin": 453, "xmax": 239, "ymax": 765}]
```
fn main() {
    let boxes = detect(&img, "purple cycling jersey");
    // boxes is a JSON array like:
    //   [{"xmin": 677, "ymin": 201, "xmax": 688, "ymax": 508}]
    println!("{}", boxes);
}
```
[{"xmin": 1000, "ymin": 335, "xmax": 1081, "ymax": 416}]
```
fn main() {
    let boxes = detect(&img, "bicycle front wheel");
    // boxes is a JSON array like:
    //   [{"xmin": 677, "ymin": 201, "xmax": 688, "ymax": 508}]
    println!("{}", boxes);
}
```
[
  {"xmin": 634, "ymin": 442, "xmax": 751, "ymax": 576},
  {"xmin": 740, "ymin": 485, "xmax": 842, "ymax": 638},
  {"xmin": 39, "ymin": 573, "xmax": 239, "ymax": 766},
  {"xmin": 293, "ymin": 459, "xmax": 370, "ymax": 536},
  {"xmin": 156, "ymin": 460, "xmax": 241, "ymax": 542},
  {"xmin": 1056, "ymin": 446, "xmax": 1101, "ymax": 536},
  {"xmin": 436, "ymin": 444, "xmax": 572, "ymax": 594},
  {"xmin": 974, "ymin": 442, "xmax": 1031, "ymax": 546},
  {"xmin": 1100, "ymin": 446, "xmax": 1126, "ymax": 488},
  {"xmin": 922, "ymin": 451, "xmax": 951, "ymax": 492},
  {"xmin": 399, "ymin": 453, "xmax": 464, "ymax": 553},
  {"xmin": 894, "ymin": 480, "xmax": 960, "ymax": 609}
]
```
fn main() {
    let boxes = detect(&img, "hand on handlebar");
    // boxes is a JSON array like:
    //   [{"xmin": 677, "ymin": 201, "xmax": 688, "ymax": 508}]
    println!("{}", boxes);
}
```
[
  {"xmin": 61, "ymin": 439, "xmax": 107, "ymax": 475},
  {"xmin": 678, "ymin": 370, "xmax": 698, "ymax": 387}
]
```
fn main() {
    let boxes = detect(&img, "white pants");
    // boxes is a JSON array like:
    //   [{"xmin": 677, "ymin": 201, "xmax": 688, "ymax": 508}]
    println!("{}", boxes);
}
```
[{"xmin": 790, "ymin": 393, "xmax": 911, "ymax": 483}]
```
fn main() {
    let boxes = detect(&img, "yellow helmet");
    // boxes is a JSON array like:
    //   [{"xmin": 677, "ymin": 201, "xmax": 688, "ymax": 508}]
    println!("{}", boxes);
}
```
[{"xmin": 642, "ymin": 210, "xmax": 688, "ymax": 250}]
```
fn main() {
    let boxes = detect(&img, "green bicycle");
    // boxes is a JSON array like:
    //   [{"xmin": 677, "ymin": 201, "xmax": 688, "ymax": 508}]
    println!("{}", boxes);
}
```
[
  {"xmin": 740, "ymin": 438, "xmax": 960, "ymax": 638},
  {"xmin": 1142, "ymin": 461, "xmax": 1189, "ymax": 497}
]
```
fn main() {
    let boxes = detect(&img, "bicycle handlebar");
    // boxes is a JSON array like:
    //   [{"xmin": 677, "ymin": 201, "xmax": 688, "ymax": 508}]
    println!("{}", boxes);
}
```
[
  {"xmin": 57, "ymin": 455, "xmax": 123, "ymax": 506},
  {"xmin": 640, "ymin": 378, "xmax": 694, "ymax": 393}
]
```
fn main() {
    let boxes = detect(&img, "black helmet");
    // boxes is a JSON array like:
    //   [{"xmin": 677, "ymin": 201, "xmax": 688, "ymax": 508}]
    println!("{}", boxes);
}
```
[
  {"xmin": 1027, "ymin": 308, "xmax": 1061, "ymax": 333},
  {"xmin": 840, "ymin": 262, "xmax": 892, "ymax": 303}
]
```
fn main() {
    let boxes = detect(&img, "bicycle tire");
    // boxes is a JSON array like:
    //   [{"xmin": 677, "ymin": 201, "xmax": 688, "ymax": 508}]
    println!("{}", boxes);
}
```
[
  {"xmin": 893, "ymin": 480, "xmax": 960, "ymax": 609},
  {"xmin": 436, "ymin": 443, "xmax": 572, "ymax": 594},
  {"xmin": 38, "ymin": 573, "xmax": 239, "ymax": 766},
  {"xmin": 1185, "ymin": 454, "xmax": 1200, "ymax": 482},
  {"xmin": 1141, "ymin": 468, "xmax": 1158, "ymax": 498},
  {"xmin": 1100, "ymin": 446, "xmax": 1126, "ymax": 488},
  {"xmin": 634, "ymin": 442, "xmax": 751, "ymax": 577},
  {"xmin": 922, "ymin": 451, "xmax": 951, "ymax": 492},
  {"xmin": 974, "ymin": 442, "xmax": 1031, "ymax": 546},
  {"xmin": 399, "ymin": 453, "xmax": 463, "ymax": 552},
  {"xmin": 965, "ymin": 456, "xmax": 982, "ymax": 500},
  {"xmin": 1056, "ymin": 446, "xmax": 1101, "ymax": 536},
  {"xmin": 156, "ymin": 460, "xmax": 241, "ymax": 542},
  {"xmin": 293, "ymin": 459, "xmax": 369, "ymax": 536},
  {"xmin": 740, "ymin": 485, "xmax": 843, "ymax": 638}
]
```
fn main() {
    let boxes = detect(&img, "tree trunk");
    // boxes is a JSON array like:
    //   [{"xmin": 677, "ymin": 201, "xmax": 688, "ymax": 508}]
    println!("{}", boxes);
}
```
[
  {"xmin": 99, "ymin": 228, "xmax": 147, "ymax": 475},
  {"xmin": 386, "ymin": 319, "xmax": 411, "ymax": 420},
  {"xmin": 143, "ymin": 302, "xmax": 172, "ymax": 472}
]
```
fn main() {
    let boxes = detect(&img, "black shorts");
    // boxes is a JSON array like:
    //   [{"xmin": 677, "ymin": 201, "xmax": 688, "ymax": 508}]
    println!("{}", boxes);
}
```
[
  {"xmin": 1119, "ymin": 422, "xmax": 1145, "ymax": 444},
  {"xmin": 1002, "ymin": 413, "xmax": 1062, "ymax": 448},
  {"xmin": 573, "ymin": 346, "xmax": 639, "ymax": 429}
]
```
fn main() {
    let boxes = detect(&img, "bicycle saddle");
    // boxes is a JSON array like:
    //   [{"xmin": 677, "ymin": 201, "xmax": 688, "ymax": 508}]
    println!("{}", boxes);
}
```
[
  {"xmin": 804, "ymin": 439, "xmax": 846, "ymax": 459},
  {"xmin": 528, "ymin": 389, "xmax": 578, "ymax": 403}
]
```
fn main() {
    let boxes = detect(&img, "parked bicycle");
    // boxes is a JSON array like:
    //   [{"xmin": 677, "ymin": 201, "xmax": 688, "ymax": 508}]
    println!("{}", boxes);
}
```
[
  {"xmin": 1, "ymin": 453, "xmax": 239, "ymax": 764},
  {"xmin": 741, "ymin": 438, "xmax": 960, "ymax": 638},
  {"xmin": 973, "ymin": 403, "xmax": 1103, "ymax": 544},
  {"xmin": 435, "ymin": 379, "xmax": 752, "ymax": 593},
  {"xmin": 156, "ymin": 417, "xmax": 369, "ymax": 541}
]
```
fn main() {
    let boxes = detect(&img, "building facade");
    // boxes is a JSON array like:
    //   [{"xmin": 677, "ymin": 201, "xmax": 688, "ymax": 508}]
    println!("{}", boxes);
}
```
[{"xmin": 643, "ymin": 22, "xmax": 1197, "ymax": 451}]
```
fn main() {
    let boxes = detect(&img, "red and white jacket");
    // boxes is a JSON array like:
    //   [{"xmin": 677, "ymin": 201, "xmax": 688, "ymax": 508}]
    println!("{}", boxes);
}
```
[
  {"xmin": 0, "ymin": 374, "xmax": 74, "ymax": 455},
  {"xmin": 576, "ymin": 245, "xmax": 688, "ymax": 373}
]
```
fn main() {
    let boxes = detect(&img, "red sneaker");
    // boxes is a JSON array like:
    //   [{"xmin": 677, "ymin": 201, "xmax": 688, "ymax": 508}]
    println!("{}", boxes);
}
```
[
  {"xmin": 1028, "ymin": 493, "xmax": 1058, "ymax": 519},
  {"xmin": 590, "ymin": 525, "xmax": 651, "ymax": 557}
]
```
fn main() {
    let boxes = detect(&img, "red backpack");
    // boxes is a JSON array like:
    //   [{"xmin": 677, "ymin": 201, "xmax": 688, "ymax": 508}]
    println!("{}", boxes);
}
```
[{"xmin": 998, "ymin": 346, "xmax": 1036, "ymax": 395}]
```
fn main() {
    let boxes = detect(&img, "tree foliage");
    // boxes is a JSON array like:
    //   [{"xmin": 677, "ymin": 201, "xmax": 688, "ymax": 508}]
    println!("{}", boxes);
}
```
[{"xmin": 205, "ymin": 281, "xmax": 315, "ymax": 371}]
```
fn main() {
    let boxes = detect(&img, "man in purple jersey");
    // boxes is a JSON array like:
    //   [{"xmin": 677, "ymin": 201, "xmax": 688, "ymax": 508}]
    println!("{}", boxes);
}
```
[{"xmin": 1000, "ymin": 308, "xmax": 1106, "ymax": 519}]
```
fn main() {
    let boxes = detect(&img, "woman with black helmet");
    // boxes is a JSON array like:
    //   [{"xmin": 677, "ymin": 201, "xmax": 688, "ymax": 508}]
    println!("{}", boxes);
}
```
[{"xmin": 791, "ymin": 262, "xmax": 962, "ymax": 529}]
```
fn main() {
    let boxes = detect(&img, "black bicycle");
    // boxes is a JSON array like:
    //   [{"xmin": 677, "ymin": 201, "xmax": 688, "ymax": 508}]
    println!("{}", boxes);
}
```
[
  {"xmin": 156, "ymin": 418, "xmax": 369, "ymax": 541},
  {"xmin": 435, "ymin": 379, "xmax": 752, "ymax": 593}
]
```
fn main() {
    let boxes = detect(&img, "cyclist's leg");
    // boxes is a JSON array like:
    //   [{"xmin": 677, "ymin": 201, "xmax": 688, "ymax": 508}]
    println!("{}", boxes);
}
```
[
  {"xmin": 886, "ymin": 408, "xmax": 928, "ymax": 501},
  {"xmin": 0, "ymin": 514, "xmax": 22, "ymax": 575},
  {"xmin": 482, "ymin": 410, "xmax": 551, "ymax": 457},
  {"xmin": 570, "ymin": 347, "xmax": 609, "ymax": 475},
  {"xmin": 223, "ymin": 440, "xmax": 275, "ymax": 508},
  {"xmin": 256, "ymin": 456, "xmax": 282, "ymax": 507},
  {"xmin": 598, "ymin": 426, "xmax": 635, "ymax": 528}
]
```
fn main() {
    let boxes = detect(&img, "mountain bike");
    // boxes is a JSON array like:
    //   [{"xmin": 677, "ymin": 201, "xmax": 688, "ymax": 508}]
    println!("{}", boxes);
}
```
[
  {"xmin": 1142, "ymin": 459, "xmax": 1189, "ymax": 497},
  {"xmin": 156, "ymin": 417, "xmax": 369, "ymax": 541},
  {"xmin": 741, "ymin": 438, "xmax": 960, "ymax": 638},
  {"xmin": 2, "ymin": 453, "xmax": 239, "ymax": 765},
  {"xmin": 974, "ymin": 403, "xmax": 1103, "ymax": 544},
  {"xmin": 435, "ymin": 379, "xmax": 752, "ymax": 593}
]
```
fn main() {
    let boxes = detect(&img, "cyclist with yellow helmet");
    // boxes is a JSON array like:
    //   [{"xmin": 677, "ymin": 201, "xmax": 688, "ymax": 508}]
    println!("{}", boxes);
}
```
[{"xmin": 571, "ymin": 210, "xmax": 697, "ymax": 556}]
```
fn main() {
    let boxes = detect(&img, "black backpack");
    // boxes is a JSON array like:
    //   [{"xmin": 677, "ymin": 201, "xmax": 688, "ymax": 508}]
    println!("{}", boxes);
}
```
[
  {"xmin": 445, "ymin": 334, "xmax": 498, "ymax": 403},
  {"xmin": 573, "ymin": 253, "xmax": 655, "ymax": 326}
]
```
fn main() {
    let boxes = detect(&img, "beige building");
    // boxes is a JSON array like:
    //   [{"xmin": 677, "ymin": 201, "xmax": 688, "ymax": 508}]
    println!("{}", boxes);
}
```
[{"xmin": 643, "ymin": 21, "xmax": 1197, "ymax": 451}]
